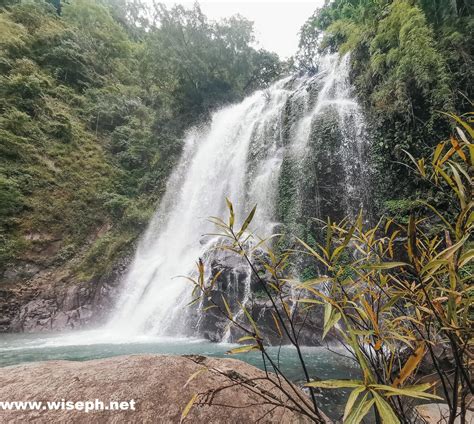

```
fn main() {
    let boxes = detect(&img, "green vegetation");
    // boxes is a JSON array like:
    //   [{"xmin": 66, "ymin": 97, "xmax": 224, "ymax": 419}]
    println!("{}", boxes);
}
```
[
  {"xmin": 190, "ymin": 115, "xmax": 473, "ymax": 423},
  {"xmin": 298, "ymin": 0, "xmax": 473, "ymax": 216},
  {"xmin": 0, "ymin": 0, "xmax": 281, "ymax": 277}
]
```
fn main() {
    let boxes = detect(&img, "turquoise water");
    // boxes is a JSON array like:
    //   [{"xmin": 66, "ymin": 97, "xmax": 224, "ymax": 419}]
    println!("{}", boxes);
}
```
[{"xmin": 0, "ymin": 331, "xmax": 359, "ymax": 419}]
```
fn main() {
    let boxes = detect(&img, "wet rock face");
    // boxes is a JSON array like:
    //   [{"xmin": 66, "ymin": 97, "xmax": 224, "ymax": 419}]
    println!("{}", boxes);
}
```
[
  {"xmin": 0, "ymin": 253, "xmax": 132, "ymax": 333},
  {"xmin": 1, "ymin": 238, "xmax": 329, "ymax": 345},
  {"xmin": 12, "ymin": 299, "xmax": 59, "ymax": 332},
  {"xmin": 10, "ymin": 293, "xmax": 93, "ymax": 333},
  {"xmin": 198, "ymin": 292, "xmax": 328, "ymax": 346},
  {"xmin": 190, "ymin": 246, "xmax": 330, "ymax": 346}
]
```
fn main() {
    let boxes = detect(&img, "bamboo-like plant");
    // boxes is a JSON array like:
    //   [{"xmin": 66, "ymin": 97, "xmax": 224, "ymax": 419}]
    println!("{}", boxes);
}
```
[{"xmin": 184, "ymin": 114, "xmax": 472, "ymax": 423}]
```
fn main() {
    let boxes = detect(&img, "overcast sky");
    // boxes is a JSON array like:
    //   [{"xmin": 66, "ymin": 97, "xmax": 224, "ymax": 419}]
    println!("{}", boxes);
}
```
[{"xmin": 157, "ymin": 1, "xmax": 324, "ymax": 59}]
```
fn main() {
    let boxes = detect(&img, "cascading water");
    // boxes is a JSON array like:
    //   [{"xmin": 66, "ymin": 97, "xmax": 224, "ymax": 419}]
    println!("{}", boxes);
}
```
[{"xmin": 108, "ymin": 53, "xmax": 370, "ymax": 340}]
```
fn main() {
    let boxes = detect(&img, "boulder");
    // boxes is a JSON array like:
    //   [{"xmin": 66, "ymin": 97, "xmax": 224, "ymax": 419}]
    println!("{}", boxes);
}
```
[
  {"xmin": 192, "ymin": 243, "xmax": 331, "ymax": 346},
  {"xmin": 414, "ymin": 403, "xmax": 474, "ymax": 424},
  {"xmin": 0, "ymin": 354, "xmax": 331, "ymax": 423}
]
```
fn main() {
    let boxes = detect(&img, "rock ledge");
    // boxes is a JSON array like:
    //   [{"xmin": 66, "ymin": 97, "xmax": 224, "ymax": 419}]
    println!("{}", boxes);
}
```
[{"xmin": 0, "ymin": 354, "xmax": 330, "ymax": 423}]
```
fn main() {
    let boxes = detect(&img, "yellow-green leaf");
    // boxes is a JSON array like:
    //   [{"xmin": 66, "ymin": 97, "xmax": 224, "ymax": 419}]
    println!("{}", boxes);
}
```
[
  {"xmin": 271, "ymin": 311, "xmax": 282, "ymax": 338},
  {"xmin": 238, "ymin": 300, "xmax": 260, "ymax": 337},
  {"xmin": 372, "ymin": 390, "xmax": 400, "ymax": 424},
  {"xmin": 305, "ymin": 379, "xmax": 363, "ymax": 389},
  {"xmin": 432, "ymin": 142, "xmax": 445, "ymax": 165},
  {"xmin": 221, "ymin": 294, "xmax": 233, "ymax": 320},
  {"xmin": 345, "ymin": 393, "xmax": 375, "ymax": 424},
  {"xmin": 372, "ymin": 384, "xmax": 441, "ymax": 400},
  {"xmin": 237, "ymin": 335, "xmax": 256, "ymax": 343},
  {"xmin": 180, "ymin": 393, "xmax": 198, "ymax": 423},
  {"xmin": 184, "ymin": 368, "xmax": 208, "ymax": 388},
  {"xmin": 323, "ymin": 304, "xmax": 341, "ymax": 339},
  {"xmin": 298, "ymin": 277, "xmax": 332, "ymax": 288},
  {"xmin": 459, "ymin": 249, "xmax": 474, "ymax": 267},
  {"xmin": 296, "ymin": 237, "xmax": 330, "ymax": 268},
  {"xmin": 344, "ymin": 386, "xmax": 366, "ymax": 421},
  {"xmin": 225, "ymin": 197, "xmax": 234, "ymax": 229},
  {"xmin": 226, "ymin": 344, "xmax": 260, "ymax": 354},
  {"xmin": 366, "ymin": 262, "xmax": 408, "ymax": 270},
  {"xmin": 236, "ymin": 204, "xmax": 257, "ymax": 239},
  {"xmin": 209, "ymin": 269, "xmax": 223, "ymax": 290}
]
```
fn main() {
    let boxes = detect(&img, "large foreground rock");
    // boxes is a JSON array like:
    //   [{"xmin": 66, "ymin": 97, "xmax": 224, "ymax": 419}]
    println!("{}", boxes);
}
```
[
  {"xmin": 415, "ymin": 403, "xmax": 474, "ymax": 423},
  {"xmin": 0, "ymin": 354, "xmax": 329, "ymax": 423}
]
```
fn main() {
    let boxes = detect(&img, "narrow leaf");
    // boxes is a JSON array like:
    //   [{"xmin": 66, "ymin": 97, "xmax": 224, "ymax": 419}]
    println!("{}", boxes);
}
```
[
  {"xmin": 305, "ymin": 379, "xmax": 363, "ymax": 389},
  {"xmin": 226, "ymin": 344, "xmax": 260, "ymax": 354},
  {"xmin": 184, "ymin": 368, "xmax": 207, "ymax": 388},
  {"xmin": 236, "ymin": 205, "xmax": 257, "ymax": 239},
  {"xmin": 372, "ymin": 390, "xmax": 400, "ymax": 424},
  {"xmin": 345, "ymin": 393, "xmax": 375, "ymax": 424},
  {"xmin": 344, "ymin": 386, "xmax": 365, "ymax": 421},
  {"xmin": 221, "ymin": 294, "xmax": 233, "ymax": 320},
  {"xmin": 180, "ymin": 394, "xmax": 198, "ymax": 423},
  {"xmin": 225, "ymin": 197, "xmax": 234, "ymax": 229}
]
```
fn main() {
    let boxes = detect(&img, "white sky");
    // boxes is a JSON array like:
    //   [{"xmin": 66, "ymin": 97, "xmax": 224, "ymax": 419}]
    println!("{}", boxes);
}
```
[{"xmin": 157, "ymin": 1, "xmax": 324, "ymax": 59}]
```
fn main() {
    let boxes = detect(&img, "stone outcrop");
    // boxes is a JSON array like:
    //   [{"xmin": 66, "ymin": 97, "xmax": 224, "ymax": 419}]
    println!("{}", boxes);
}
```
[
  {"xmin": 193, "ymin": 246, "xmax": 328, "ymax": 346},
  {"xmin": 414, "ymin": 403, "xmax": 474, "ymax": 424},
  {"xmin": 0, "ymin": 251, "xmax": 131, "ymax": 333},
  {"xmin": 0, "ymin": 354, "xmax": 330, "ymax": 423}
]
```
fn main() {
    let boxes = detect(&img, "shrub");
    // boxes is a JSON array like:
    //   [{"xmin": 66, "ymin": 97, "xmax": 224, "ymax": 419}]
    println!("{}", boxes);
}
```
[{"xmin": 187, "ymin": 114, "xmax": 473, "ymax": 423}]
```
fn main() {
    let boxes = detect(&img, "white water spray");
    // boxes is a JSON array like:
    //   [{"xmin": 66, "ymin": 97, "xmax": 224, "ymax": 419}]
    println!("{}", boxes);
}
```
[{"xmin": 108, "ymin": 54, "xmax": 369, "ymax": 339}]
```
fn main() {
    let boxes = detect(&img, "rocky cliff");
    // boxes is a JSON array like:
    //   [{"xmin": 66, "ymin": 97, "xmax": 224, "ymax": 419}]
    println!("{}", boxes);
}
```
[{"xmin": 0, "ymin": 246, "xmax": 131, "ymax": 333}]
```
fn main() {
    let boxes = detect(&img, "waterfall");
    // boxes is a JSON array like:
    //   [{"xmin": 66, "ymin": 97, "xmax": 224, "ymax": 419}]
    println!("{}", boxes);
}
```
[{"xmin": 107, "ymin": 53, "xmax": 370, "ymax": 340}]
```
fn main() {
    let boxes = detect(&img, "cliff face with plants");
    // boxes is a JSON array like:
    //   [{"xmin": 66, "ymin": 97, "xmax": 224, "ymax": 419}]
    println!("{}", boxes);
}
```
[
  {"xmin": 298, "ymin": 0, "xmax": 472, "ymax": 218},
  {"xmin": 0, "ymin": 0, "xmax": 281, "ymax": 331}
]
